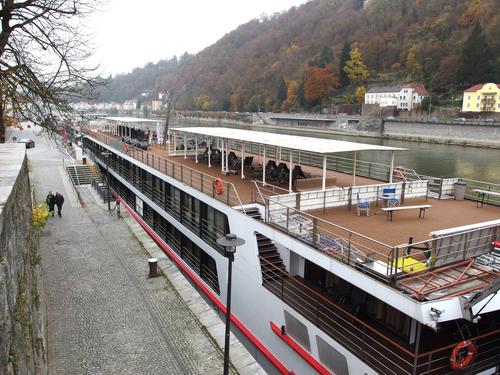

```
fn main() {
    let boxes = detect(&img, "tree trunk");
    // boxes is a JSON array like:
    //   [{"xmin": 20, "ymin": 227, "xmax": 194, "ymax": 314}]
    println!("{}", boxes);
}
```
[{"xmin": 0, "ymin": 107, "xmax": 5, "ymax": 143}]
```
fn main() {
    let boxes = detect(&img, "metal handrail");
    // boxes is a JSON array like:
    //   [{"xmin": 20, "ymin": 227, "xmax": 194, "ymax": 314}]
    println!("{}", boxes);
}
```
[
  {"xmin": 83, "ymin": 129, "xmax": 246, "ymax": 212},
  {"xmin": 267, "ymin": 196, "xmax": 393, "ymax": 248},
  {"xmin": 265, "ymin": 194, "xmax": 499, "ymax": 281},
  {"xmin": 252, "ymin": 179, "xmax": 290, "ymax": 196},
  {"xmin": 260, "ymin": 256, "xmax": 500, "ymax": 374},
  {"xmin": 251, "ymin": 180, "xmax": 266, "ymax": 205},
  {"xmin": 461, "ymin": 178, "xmax": 500, "ymax": 189}
]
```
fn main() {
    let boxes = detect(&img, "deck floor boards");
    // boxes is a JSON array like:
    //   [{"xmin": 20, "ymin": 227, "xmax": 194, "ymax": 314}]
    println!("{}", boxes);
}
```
[{"xmin": 102, "ymin": 132, "xmax": 500, "ymax": 253}]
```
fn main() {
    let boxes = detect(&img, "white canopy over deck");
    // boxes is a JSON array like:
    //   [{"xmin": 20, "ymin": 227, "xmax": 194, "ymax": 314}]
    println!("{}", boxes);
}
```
[
  {"xmin": 171, "ymin": 127, "xmax": 407, "ymax": 191},
  {"xmin": 106, "ymin": 117, "xmax": 162, "ymax": 139}
]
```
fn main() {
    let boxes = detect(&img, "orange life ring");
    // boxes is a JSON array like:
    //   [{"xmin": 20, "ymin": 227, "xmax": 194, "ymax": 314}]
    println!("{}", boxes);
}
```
[
  {"xmin": 393, "ymin": 165, "xmax": 408, "ymax": 178},
  {"xmin": 213, "ymin": 178, "xmax": 224, "ymax": 195},
  {"xmin": 450, "ymin": 340, "xmax": 477, "ymax": 370},
  {"xmin": 124, "ymin": 143, "xmax": 129, "ymax": 153}
]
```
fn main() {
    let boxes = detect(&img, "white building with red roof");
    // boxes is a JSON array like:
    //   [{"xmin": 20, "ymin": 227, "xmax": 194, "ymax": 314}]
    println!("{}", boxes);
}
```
[{"xmin": 365, "ymin": 83, "xmax": 429, "ymax": 111}]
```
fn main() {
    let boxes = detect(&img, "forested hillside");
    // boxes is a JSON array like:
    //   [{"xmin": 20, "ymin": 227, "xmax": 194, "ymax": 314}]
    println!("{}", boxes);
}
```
[{"xmin": 98, "ymin": 0, "xmax": 500, "ymax": 112}]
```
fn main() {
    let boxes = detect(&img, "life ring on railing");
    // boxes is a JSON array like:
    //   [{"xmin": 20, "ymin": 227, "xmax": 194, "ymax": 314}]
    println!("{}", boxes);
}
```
[
  {"xmin": 393, "ymin": 165, "xmax": 408, "ymax": 178},
  {"xmin": 450, "ymin": 340, "xmax": 476, "ymax": 370},
  {"xmin": 124, "ymin": 143, "xmax": 129, "ymax": 153},
  {"xmin": 213, "ymin": 178, "xmax": 224, "ymax": 196}
]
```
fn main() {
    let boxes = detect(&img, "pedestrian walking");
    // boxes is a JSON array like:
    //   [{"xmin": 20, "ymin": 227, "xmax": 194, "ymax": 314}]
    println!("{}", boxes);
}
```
[
  {"xmin": 54, "ymin": 192, "xmax": 65, "ymax": 217},
  {"xmin": 46, "ymin": 191, "xmax": 55, "ymax": 217}
]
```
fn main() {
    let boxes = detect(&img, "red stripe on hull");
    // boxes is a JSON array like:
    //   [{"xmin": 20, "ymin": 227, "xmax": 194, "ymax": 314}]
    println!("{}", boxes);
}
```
[
  {"xmin": 113, "ymin": 192, "xmax": 291, "ymax": 374},
  {"xmin": 270, "ymin": 321, "xmax": 332, "ymax": 375}
]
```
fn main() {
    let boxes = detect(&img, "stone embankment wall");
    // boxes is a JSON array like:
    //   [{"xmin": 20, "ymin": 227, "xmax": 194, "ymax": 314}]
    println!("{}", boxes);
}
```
[
  {"xmin": 383, "ymin": 119, "xmax": 500, "ymax": 147},
  {"xmin": 176, "ymin": 114, "xmax": 500, "ymax": 148},
  {"xmin": 176, "ymin": 115, "xmax": 383, "ymax": 134},
  {"xmin": 0, "ymin": 144, "xmax": 47, "ymax": 375}
]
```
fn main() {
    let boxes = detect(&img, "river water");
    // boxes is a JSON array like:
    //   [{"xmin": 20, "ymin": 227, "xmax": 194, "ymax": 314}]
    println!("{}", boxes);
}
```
[
  {"xmin": 334, "ymin": 135, "xmax": 500, "ymax": 184},
  {"xmin": 179, "ymin": 120, "xmax": 500, "ymax": 184},
  {"xmin": 260, "ymin": 127, "xmax": 500, "ymax": 184}
]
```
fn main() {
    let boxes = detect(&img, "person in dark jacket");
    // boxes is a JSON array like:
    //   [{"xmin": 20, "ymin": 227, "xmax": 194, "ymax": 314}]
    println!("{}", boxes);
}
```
[
  {"xmin": 54, "ymin": 192, "xmax": 65, "ymax": 217},
  {"xmin": 46, "ymin": 191, "xmax": 55, "ymax": 217}
]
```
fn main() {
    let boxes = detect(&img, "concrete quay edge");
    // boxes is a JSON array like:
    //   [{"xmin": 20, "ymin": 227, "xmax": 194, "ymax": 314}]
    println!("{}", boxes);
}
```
[{"xmin": 121, "ymin": 210, "xmax": 267, "ymax": 375}]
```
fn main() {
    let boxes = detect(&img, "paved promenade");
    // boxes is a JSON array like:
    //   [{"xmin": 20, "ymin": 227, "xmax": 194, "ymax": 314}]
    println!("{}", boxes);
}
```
[{"xmin": 21, "ymin": 127, "xmax": 245, "ymax": 375}]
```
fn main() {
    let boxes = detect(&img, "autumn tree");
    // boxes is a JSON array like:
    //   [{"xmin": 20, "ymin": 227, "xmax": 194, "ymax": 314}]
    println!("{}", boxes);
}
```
[
  {"xmin": 344, "ymin": 43, "xmax": 369, "ymax": 85},
  {"xmin": 355, "ymin": 86, "xmax": 366, "ymax": 103},
  {"xmin": 458, "ymin": 0, "xmax": 481, "ymax": 27},
  {"xmin": 406, "ymin": 44, "xmax": 423, "ymax": 81},
  {"xmin": 229, "ymin": 92, "xmax": 242, "ymax": 111},
  {"xmin": 0, "ymin": 0, "xmax": 102, "ymax": 142},
  {"xmin": 193, "ymin": 96, "xmax": 210, "ymax": 110},
  {"xmin": 456, "ymin": 23, "xmax": 494, "ymax": 86},
  {"xmin": 247, "ymin": 95, "xmax": 260, "ymax": 112},
  {"xmin": 282, "ymin": 79, "xmax": 299, "ymax": 111},
  {"xmin": 304, "ymin": 65, "xmax": 339, "ymax": 106}
]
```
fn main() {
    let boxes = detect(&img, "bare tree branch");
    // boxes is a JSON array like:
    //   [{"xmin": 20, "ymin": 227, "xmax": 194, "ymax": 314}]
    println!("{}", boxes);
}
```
[{"xmin": 0, "ymin": 0, "xmax": 105, "ymax": 142}]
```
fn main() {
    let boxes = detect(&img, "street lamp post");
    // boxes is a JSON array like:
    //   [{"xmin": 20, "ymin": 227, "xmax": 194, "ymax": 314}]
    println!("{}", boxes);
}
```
[
  {"xmin": 216, "ymin": 233, "xmax": 245, "ymax": 375},
  {"xmin": 102, "ymin": 151, "xmax": 112, "ymax": 211}
]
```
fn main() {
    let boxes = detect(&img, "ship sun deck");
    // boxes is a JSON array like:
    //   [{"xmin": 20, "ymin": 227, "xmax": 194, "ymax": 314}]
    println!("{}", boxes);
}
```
[{"xmin": 85, "ymin": 127, "xmax": 500, "ymax": 300}]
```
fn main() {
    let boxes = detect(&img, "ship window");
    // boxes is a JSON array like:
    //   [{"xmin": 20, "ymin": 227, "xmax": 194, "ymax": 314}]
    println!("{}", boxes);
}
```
[
  {"xmin": 182, "ymin": 238, "xmax": 201, "ymax": 271},
  {"xmin": 143, "ymin": 203, "xmax": 154, "ymax": 227},
  {"xmin": 203, "ymin": 205, "xmax": 228, "ymax": 251},
  {"xmin": 145, "ymin": 170, "xmax": 153, "ymax": 200},
  {"xmin": 153, "ymin": 211, "xmax": 166, "ymax": 239},
  {"xmin": 153, "ymin": 175, "xmax": 165, "ymax": 208},
  {"xmin": 201, "ymin": 252, "xmax": 220, "ymax": 294},
  {"xmin": 284, "ymin": 311, "xmax": 310, "ymax": 351},
  {"xmin": 181, "ymin": 192, "xmax": 200, "ymax": 232},
  {"xmin": 136, "ymin": 196, "xmax": 143, "ymax": 217},
  {"xmin": 166, "ymin": 224, "xmax": 181, "ymax": 253},
  {"xmin": 366, "ymin": 295, "xmax": 411, "ymax": 340},
  {"xmin": 170, "ymin": 187, "xmax": 181, "ymax": 219},
  {"xmin": 316, "ymin": 335, "xmax": 349, "ymax": 375}
]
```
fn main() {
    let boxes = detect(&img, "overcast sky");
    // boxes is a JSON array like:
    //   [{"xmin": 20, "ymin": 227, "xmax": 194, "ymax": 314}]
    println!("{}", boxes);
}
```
[{"xmin": 88, "ymin": 0, "xmax": 308, "ymax": 76}]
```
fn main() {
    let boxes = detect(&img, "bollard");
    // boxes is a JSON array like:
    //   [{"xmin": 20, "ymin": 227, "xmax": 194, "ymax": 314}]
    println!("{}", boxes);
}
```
[
  {"xmin": 116, "ymin": 200, "xmax": 121, "ymax": 218},
  {"xmin": 148, "ymin": 258, "xmax": 159, "ymax": 278}
]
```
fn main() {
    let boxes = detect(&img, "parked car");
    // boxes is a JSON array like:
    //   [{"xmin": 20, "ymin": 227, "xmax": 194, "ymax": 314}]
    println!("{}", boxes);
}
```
[{"xmin": 18, "ymin": 138, "xmax": 35, "ymax": 148}]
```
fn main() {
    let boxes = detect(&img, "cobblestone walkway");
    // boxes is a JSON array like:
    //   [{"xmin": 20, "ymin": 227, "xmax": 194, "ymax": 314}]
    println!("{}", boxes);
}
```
[{"xmin": 31, "ymin": 141, "xmax": 235, "ymax": 374}]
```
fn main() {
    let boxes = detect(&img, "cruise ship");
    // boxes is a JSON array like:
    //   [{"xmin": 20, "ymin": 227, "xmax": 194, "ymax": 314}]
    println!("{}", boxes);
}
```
[{"xmin": 80, "ymin": 117, "xmax": 500, "ymax": 375}]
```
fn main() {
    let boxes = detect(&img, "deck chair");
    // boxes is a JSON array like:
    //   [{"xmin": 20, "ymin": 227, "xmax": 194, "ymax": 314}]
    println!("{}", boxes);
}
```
[
  {"xmin": 382, "ymin": 188, "xmax": 400, "ymax": 207},
  {"xmin": 243, "ymin": 156, "xmax": 254, "ymax": 168},
  {"xmin": 356, "ymin": 193, "xmax": 370, "ymax": 216}
]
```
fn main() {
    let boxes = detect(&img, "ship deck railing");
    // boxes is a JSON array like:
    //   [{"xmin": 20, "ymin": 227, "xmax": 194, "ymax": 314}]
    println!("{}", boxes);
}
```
[
  {"xmin": 260, "ymin": 256, "xmax": 500, "ymax": 375},
  {"xmin": 82, "ymin": 128, "xmax": 247, "ymax": 212},
  {"xmin": 264, "ymin": 179, "xmax": 429, "ymax": 212},
  {"xmin": 231, "ymin": 138, "xmax": 421, "ymax": 183},
  {"xmin": 261, "ymin": 192, "xmax": 500, "ymax": 289}
]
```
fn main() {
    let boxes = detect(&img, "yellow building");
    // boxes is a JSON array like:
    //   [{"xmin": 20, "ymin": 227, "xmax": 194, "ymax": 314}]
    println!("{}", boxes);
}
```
[
  {"xmin": 151, "ymin": 100, "xmax": 162, "ymax": 111},
  {"xmin": 462, "ymin": 83, "xmax": 500, "ymax": 112}
]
